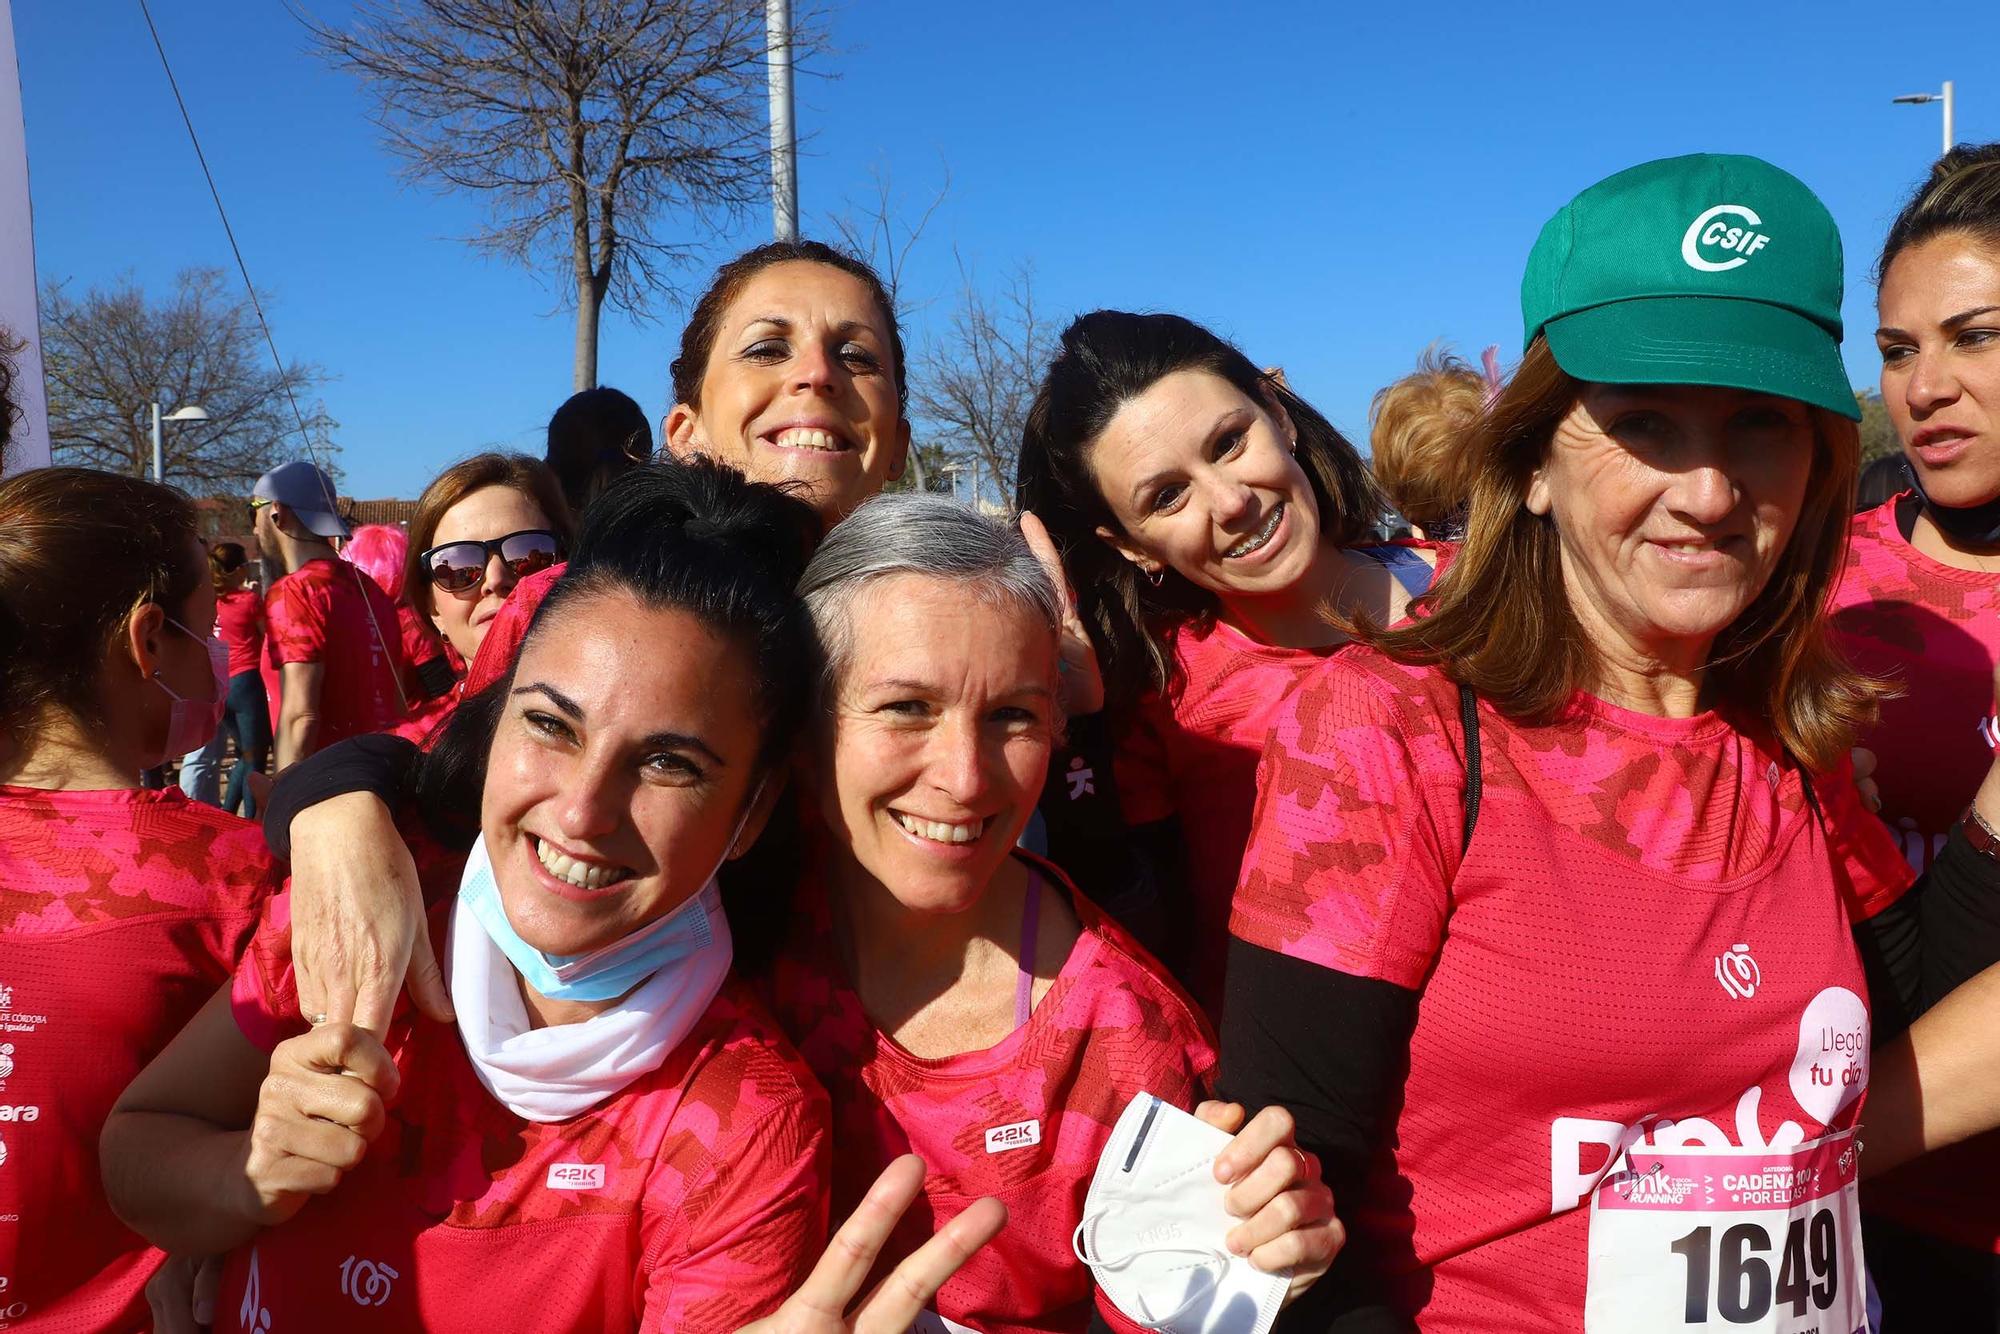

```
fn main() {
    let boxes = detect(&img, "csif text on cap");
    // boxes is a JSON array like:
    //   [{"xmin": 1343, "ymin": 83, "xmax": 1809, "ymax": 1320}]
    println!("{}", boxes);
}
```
[
  {"xmin": 1520, "ymin": 153, "xmax": 1861, "ymax": 421},
  {"xmin": 252, "ymin": 460, "xmax": 352, "ymax": 539}
]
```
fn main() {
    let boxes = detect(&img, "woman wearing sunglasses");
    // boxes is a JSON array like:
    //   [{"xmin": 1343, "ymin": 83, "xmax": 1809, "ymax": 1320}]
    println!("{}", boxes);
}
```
[{"xmin": 396, "ymin": 453, "xmax": 573, "ymax": 740}]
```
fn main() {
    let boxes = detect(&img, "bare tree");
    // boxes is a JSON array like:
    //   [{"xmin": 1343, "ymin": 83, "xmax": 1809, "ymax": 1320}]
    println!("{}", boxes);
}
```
[
  {"xmin": 305, "ymin": 0, "xmax": 815, "ymax": 390},
  {"xmin": 40, "ymin": 268, "xmax": 329, "ymax": 494},
  {"xmin": 914, "ymin": 257, "xmax": 1051, "ymax": 512}
]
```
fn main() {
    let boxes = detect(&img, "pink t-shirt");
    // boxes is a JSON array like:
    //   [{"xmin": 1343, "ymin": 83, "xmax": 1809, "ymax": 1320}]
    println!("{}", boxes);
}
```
[
  {"xmin": 224, "ymin": 895, "xmax": 830, "ymax": 1333},
  {"xmin": 1829, "ymin": 495, "xmax": 2000, "ymax": 872},
  {"xmin": 1114, "ymin": 542, "xmax": 1443, "ymax": 1016},
  {"xmin": 265, "ymin": 559, "xmax": 409, "ymax": 744},
  {"xmin": 1828, "ymin": 494, "xmax": 2000, "ymax": 1253},
  {"xmin": 0, "ymin": 786, "xmax": 278, "ymax": 1331},
  {"xmin": 1232, "ymin": 647, "xmax": 1909, "ymax": 1331},
  {"xmin": 759, "ymin": 853, "xmax": 1217, "ymax": 1334},
  {"xmin": 216, "ymin": 586, "xmax": 266, "ymax": 678}
]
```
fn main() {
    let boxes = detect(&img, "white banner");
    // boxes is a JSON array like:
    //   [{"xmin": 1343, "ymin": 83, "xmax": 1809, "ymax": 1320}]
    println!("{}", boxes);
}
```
[{"xmin": 0, "ymin": 0, "xmax": 47, "ymax": 475}]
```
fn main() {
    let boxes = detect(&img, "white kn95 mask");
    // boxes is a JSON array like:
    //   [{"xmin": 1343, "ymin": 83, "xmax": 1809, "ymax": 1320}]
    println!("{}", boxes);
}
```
[{"xmin": 1072, "ymin": 1092, "xmax": 1290, "ymax": 1334}]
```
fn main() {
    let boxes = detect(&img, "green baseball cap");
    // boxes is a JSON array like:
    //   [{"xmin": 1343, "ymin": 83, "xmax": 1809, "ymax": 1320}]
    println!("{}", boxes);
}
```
[{"xmin": 1521, "ymin": 153, "xmax": 1861, "ymax": 420}]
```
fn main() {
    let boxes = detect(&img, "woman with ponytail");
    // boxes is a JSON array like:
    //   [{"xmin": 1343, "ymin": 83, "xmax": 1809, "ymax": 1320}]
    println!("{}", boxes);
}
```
[{"xmin": 0, "ymin": 469, "xmax": 279, "ymax": 1330}]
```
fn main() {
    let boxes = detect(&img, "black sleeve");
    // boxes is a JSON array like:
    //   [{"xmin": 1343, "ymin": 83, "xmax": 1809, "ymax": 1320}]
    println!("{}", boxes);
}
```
[
  {"xmin": 261, "ymin": 733, "xmax": 419, "ymax": 860},
  {"xmin": 1039, "ymin": 712, "xmax": 1179, "ymax": 961},
  {"xmin": 1216, "ymin": 938, "xmax": 1422, "ymax": 1334},
  {"xmin": 1919, "ymin": 824, "xmax": 2000, "ymax": 1007},
  {"xmin": 1853, "ymin": 884, "xmax": 1923, "ymax": 1044}
]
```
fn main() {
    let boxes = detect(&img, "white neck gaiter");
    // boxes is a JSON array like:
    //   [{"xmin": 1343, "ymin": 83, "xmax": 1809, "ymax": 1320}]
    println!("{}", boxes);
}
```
[{"xmin": 448, "ymin": 836, "xmax": 734, "ymax": 1122}]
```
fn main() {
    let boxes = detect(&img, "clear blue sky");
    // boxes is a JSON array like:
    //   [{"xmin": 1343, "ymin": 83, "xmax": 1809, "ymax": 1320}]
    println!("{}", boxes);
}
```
[{"xmin": 16, "ymin": 0, "xmax": 1995, "ymax": 498}]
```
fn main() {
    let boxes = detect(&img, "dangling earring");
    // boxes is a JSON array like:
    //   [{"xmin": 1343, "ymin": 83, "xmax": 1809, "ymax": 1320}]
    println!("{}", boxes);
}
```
[
  {"xmin": 1145, "ymin": 566, "xmax": 1165, "ymax": 588},
  {"xmin": 1288, "ymin": 435, "xmax": 1299, "ymax": 456}
]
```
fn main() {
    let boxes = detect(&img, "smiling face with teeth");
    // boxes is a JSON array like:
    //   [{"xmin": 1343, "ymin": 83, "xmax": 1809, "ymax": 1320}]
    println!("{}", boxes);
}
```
[
  {"xmin": 1086, "ymin": 370, "xmax": 1328, "ymax": 605},
  {"xmin": 1526, "ymin": 383, "xmax": 1816, "ymax": 682},
  {"xmin": 479, "ymin": 589, "xmax": 772, "ymax": 966},
  {"xmin": 811, "ymin": 573, "xmax": 1058, "ymax": 916},
  {"xmin": 665, "ymin": 261, "xmax": 910, "ymax": 523}
]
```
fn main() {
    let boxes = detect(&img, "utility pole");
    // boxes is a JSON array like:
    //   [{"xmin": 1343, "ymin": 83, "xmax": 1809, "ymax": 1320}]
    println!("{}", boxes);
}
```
[{"xmin": 767, "ymin": 0, "xmax": 797, "ymax": 241}]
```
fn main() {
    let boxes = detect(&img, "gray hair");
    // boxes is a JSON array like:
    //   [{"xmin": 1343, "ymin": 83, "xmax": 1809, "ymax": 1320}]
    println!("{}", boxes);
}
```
[{"xmin": 799, "ymin": 493, "xmax": 1063, "ymax": 701}]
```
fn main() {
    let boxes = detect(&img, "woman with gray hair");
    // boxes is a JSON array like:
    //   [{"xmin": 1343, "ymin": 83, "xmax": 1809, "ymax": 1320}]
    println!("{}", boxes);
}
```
[{"xmin": 755, "ymin": 492, "xmax": 1342, "ymax": 1334}]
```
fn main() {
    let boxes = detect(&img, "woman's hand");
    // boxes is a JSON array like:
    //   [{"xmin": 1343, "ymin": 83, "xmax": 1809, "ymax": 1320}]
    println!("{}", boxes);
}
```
[
  {"xmin": 1202, "ymin": 1100, "xmax": 1344, "ymax": 1304},
  {"xmin": 1020, "ymin": 510, "xmax": 1106, "ymax": 717},
  {"xmin": 144, "ymin": 1254, "xmax": 221, "ymax": 1334},
  {"xmin": 242, "ymin": 1022, "xmax": 398, "ymax": 1226},
  {"xmin": 735, "ymin": 1154, "xmax": 1006, "ymax": 1334},
  {"xmin": 1851, "ymin": 747, "xmax": 1882, "ymax": 815},
  {"xmin": 289, "ymin": 792, "xmax": 449, "ymax": 1034}
]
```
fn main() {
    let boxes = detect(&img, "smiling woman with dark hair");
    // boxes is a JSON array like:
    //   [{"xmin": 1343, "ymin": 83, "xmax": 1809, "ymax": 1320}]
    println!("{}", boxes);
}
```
[{"xmin": 102, "ymin": 462, "xmax": 837, "ymax": 1333}]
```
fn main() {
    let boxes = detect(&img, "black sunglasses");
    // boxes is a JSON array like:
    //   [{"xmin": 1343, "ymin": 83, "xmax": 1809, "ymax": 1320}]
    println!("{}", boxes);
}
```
[{"xmin": 421, "ymin": 528, "xmax": 563, "ymax": 594}]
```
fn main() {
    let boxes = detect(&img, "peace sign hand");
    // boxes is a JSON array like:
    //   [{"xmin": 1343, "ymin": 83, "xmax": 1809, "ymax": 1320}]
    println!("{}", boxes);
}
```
[
  {"xmin": 736, "ymin": 1155, "xmax": 1006, "ymax": 1334},
  {"xmin": 1019, "ymin": 510, "xmax": 1105, "ymax": 717}
]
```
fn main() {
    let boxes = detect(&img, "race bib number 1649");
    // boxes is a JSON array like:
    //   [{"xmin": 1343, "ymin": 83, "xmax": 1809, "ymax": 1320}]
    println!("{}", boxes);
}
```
[{"xmin": 1583, "ymin": 1130, "xmax": 1865, "ymax": 1334}]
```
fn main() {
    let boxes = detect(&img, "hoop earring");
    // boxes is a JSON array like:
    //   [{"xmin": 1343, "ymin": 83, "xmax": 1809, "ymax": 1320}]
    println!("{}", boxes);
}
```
[{"xmin": 1145, "ymin": 566, "xmax": 1165, "ymax": 588}]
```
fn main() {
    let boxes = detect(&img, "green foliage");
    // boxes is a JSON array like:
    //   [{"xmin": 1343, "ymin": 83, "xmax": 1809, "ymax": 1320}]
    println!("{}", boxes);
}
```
[{"xmin": 1854, "ymin": 389, "xmax": 1899, "ymax": 464}]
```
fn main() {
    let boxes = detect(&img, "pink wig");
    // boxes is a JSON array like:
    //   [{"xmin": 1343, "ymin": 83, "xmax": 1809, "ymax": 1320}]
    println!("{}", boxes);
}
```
[{"xmin": 343, "ymin": 523, "xmax": 409, "ymax": 602}]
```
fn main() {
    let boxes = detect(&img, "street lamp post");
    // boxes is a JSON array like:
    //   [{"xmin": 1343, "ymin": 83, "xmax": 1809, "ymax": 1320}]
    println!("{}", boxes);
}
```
[
  {"xmin": 150, "ymin": 402, "xmax": 211, "ymax": 483},
  {"xmin": 1892, "ymin": 80, "xmax": 1955, "ymax": 156}
]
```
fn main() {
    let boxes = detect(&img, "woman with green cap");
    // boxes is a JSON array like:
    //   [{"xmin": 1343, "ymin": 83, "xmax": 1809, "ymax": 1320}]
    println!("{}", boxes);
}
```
[{"xmin": 1215, "ymin": 154, "xmax": 2000, "ymax": 1331}]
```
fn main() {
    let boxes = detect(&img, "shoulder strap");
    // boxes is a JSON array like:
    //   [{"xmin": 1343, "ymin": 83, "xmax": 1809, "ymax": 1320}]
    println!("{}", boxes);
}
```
[{"xmin": 1458, "ymin": 684, "xmax": 1482, "ymax": 855}]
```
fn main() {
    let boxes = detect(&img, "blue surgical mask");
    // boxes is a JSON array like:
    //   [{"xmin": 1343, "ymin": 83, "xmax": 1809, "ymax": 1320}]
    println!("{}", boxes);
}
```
[{"xmin": 459, "ymin": 781, "xmax": 763, "ymax": 1003}]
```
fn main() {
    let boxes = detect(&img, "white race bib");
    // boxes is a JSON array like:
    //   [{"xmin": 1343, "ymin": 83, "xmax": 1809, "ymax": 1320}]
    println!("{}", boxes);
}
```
[{"xmin": 1584, "ymin": 1130, "xmax": 1865, "ymax": 1334}]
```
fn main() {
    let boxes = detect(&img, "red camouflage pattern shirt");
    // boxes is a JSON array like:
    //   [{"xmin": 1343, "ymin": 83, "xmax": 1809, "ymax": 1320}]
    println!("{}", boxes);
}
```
[
  {"xmin": 759, "ymin": 852, "xmax": 1217, "ymax": 1334},
  {"xmin": 223, "ymin": 891, "xmax": 830, "ymax": 1333},
  {"xmin": 0, "ymin": 785, "xmax": 279, "ymax": 1332}
]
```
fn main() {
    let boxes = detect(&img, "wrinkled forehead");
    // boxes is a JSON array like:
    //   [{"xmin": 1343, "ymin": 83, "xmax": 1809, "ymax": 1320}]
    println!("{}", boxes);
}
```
[{"xmin": 829, "ymin": 572, "xmax": 1057, "ymax": 680}]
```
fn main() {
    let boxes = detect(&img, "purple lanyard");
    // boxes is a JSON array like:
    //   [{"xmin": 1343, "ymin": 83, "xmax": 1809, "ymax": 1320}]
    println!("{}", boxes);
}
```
[{"xmin": 1014, "ymin": 873, "xmax": 1042, "ymax": 1031}]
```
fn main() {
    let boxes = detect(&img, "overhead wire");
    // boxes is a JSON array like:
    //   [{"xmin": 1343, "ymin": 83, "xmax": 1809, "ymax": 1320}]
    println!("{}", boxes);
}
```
[{"xmin": 136, "ymin": 0, "xmax": 408, "ymax": 709}]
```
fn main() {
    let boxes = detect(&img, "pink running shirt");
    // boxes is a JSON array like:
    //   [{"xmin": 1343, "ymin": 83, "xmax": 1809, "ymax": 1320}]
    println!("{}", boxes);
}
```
[
  {"xmin": 0, "ymin": 785, "xmax": 279, "ymax": 1331},
  {"xmin": 759, "ymin": 852, "xmax": 1217, "ymax": 1334},
  {"xmin": 1115, "ymin": 542, "xmax": 1442, "ymax": 1017},
  {"xmin": 1828, "ymin": 495, "xmax": 2000, "ymax": 873},
  {"xmin": 1829, "ymin": 494, "xmax": 2000, "ymax": 1254},
  {"xmin": 224, "ymin": 896, "xmax": 830, "ymax": 1333},
  {"xmin": 216, "ymin": 586, "xmax": 267, "ymax": 678},
  {"xmin": 1232, "ymin": 647, "xmax": 1909, "ymax": 1332},
  {"xmin": 265, "ymin": 558, "xmax": 409, "ymax": 744}
]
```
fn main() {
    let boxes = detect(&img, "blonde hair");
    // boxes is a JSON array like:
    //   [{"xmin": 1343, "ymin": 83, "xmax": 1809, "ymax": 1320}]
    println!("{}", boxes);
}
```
[
  {"xmin": 1360, "ymin": 338, "xmax": 1879, "ymax": 772},
  {"xmin": 1368, "ymin": 347, "xmax": 1485, "ymax": 534}
]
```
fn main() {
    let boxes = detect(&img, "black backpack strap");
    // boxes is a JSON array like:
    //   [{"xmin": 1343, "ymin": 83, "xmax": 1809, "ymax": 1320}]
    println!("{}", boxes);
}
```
[{"xmin": 1458, "ymin": 684, "xmax": 1482, "ymax": 855}]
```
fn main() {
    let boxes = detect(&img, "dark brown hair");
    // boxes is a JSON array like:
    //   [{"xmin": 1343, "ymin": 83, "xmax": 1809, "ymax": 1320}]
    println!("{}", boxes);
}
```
[
  {"xmin": 0, "ymin": 468, "xmax": 203, "ymax": 740},
  {"xmin": 1877, "ymin": 142, "xmax": 2000, "ymax": 279},
  {"xmin": 1362, "ymin": 337, "xmax": 1874, "ymax": 771},
  {"xmin": 1016, "ymin": 310, "xmax": 1383, "ymax": 712},
  {"xmin": 405, "ymin": 453, "xmax": 575, "ymax": 617},
  {"xmin": 1369, "ymin": 347, "xmax": 1485, "ymax": 534},
  {"xmin": 669, "ymin": 240, "xmax": 907, "ymax": 416},
  {"xmin": 208, "ymin": 539, "xmax": 249, "ymax": 594}
]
